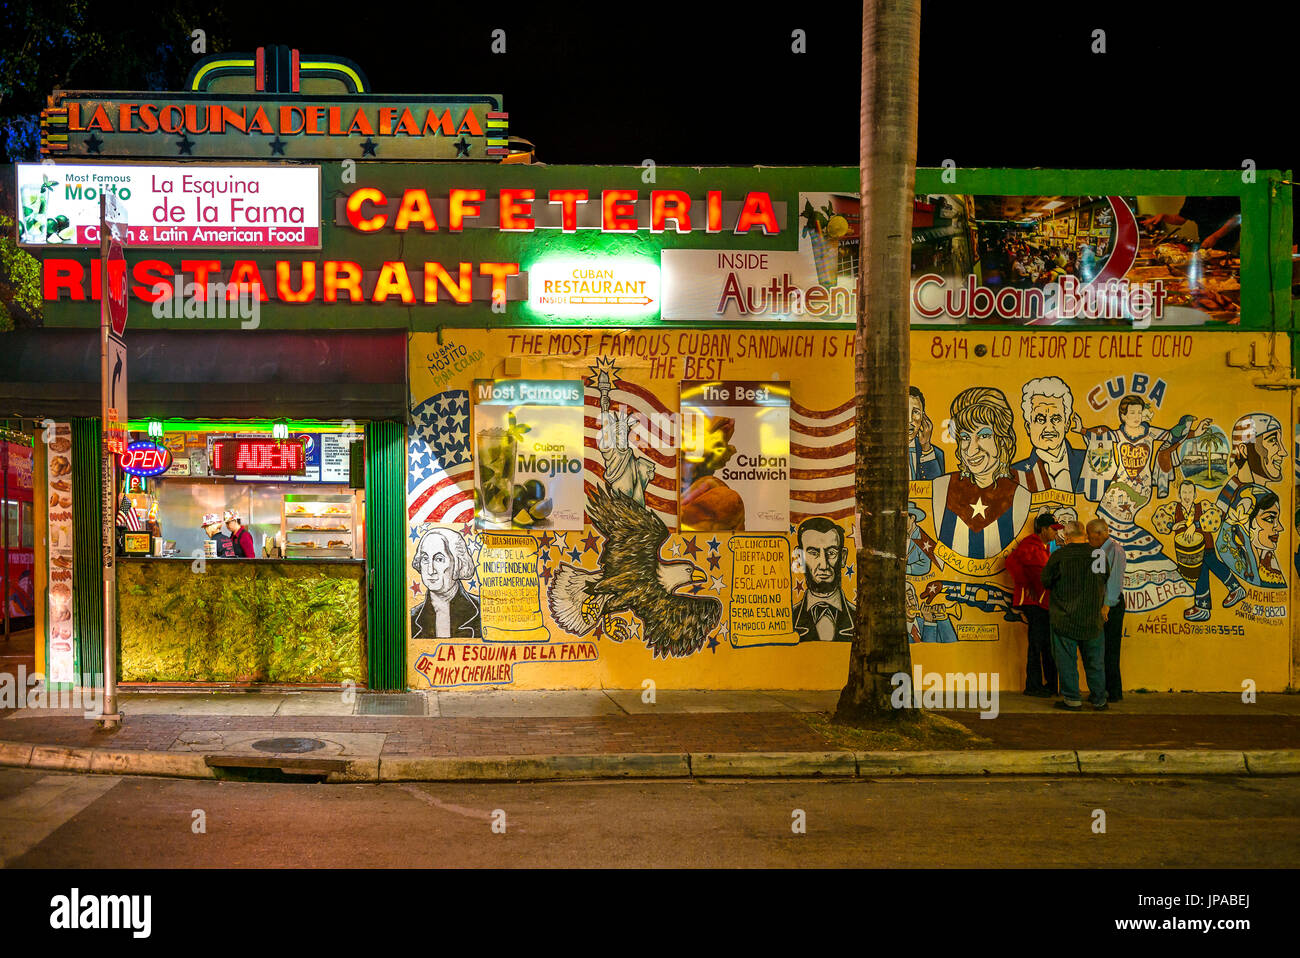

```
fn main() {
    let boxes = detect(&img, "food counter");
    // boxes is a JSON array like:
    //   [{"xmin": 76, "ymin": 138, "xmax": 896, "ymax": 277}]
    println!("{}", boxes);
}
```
[{"xmin": 117, "ymin": 557, "xmax": 366, "ymax": 685}]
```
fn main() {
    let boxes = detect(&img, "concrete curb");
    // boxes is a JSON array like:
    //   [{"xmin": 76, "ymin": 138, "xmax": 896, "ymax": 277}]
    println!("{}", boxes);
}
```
[
  {"xmin": 378, "ymin": 753, "xmax": 692, "ymax": 782},
  {"xmin": 692, "ymin": 751, "xmax": 857, "ymax": 777},
  {"xmin": 857, "ymin": 750, "xmax": 1079, "ymax": 776},
  {"xmin": 1, "ymin": 741, "xmax": 1298, "ymax": 781},
  {"xmin": 1076, "ymin": 749, "xmax": 1249, "ymax": 775}
]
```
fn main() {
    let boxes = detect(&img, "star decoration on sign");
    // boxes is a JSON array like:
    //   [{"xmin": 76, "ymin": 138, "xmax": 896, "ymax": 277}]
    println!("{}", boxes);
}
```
[
  {"xmin": 970, "ymin": 498, "xmax": 988, "ymax": 520},
  {"xmin": 625, "ymin": 620, "xmax": 641, "ymax": 640},
  {"xmin": 539, "ymin": 564, "xmax": 553, "ymax": 585},
  {"xmin": 537, "ymin": 531, "xmax": 554, "ymax": 551},
  {"xmin": 268, "ymin": 136, "xmax": 287, "ymax": 156},
  {"xmin": 669, "ymin": 539, "xmax": 682, "ymax": 558},
  {"xmin": 460, "ymin": 521, "xmax": 474, "ymax": 538},
  {"xmin": 683, "ymin": 536, "xmax": 701, "ymax": 559},
  {"xmin": 409, "ymin": 580, "xmax": 422, "ymax": 598},
  {"xmin": 709, "ymin": 575, "xmax": 726, "ymax": 594},
  {"xmin": 795, "ymin": 578, "xmax": 805, "ymax": 594},
  {"xmin": 706, "ymin": 536, "xmax": 721, "ymax": 553},
  {"xmin": 716, "ymin": 621, "xmax": 729, "ymax": 638},
  {"xmin": 581, "ymin": 532, "xmax": 600, "ymax": 553},
  {"xmin": 567, "ymin": 546, "xmax": 582, "ymax": 563},
  {"xmin": 454, "ymin": 137, "xmax": 470, "ymax": 156},
  {"xmin": 846, "ymin": 563, "xmax": 855, "ymax": 578},
  {"xmin": 706, "ymin": 632, "xmax": 719, "ymax": 652},
  {"xmin": 707, "ymin": 553, "xmax": 720, "ymax": 571},
  {"xmin": 176, "ymin": 135, "xmax": 195, "ymax": 155},
  {"xmin": 922, "ymin": 580, "xmax": 945, "ymax": 601},
  {"xmin": 84, "ymin": 133, "xmax": 103, "ymax": 154},
  {"xmin": 360, "ymin": 138, "xmax": 378, "ymax": 157},
  {"xmin": 409, "ymin": 527, "xmax": 421, "ymax": 543}
]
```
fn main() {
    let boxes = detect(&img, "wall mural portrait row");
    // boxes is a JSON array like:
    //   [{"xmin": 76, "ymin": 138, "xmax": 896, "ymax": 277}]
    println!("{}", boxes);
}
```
[{"xmin": 405, "ymin": 329, "xmax": 1291, "ymax": 693}]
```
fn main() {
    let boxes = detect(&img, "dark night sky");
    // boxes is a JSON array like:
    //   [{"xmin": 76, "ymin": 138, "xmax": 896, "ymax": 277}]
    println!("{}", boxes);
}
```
[{"xmin": 204, "ymin": 0, "xmax": 1297, "ymax": 175}]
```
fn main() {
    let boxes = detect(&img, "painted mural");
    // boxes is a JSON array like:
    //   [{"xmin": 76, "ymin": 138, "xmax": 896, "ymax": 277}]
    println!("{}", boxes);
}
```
[{"xmin": 406, "ymin": 329, "xmax": 1292, "ymax": 692}]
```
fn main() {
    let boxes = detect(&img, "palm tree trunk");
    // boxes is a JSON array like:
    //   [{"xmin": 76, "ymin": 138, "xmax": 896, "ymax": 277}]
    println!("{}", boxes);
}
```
[{"xmin": 836, "ymin": 0, "xmax": 921, "ymax": 721}]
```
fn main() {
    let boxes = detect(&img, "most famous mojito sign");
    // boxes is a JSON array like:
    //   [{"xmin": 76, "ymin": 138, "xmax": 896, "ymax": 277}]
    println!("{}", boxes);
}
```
[{"xmin": 16, "ymin": 163, "xmax": 321, "ymax": 249}]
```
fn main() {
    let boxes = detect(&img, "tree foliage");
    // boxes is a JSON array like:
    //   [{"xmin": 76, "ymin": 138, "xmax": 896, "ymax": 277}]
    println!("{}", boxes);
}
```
[{"xmin": 0, "ymin": 0, "xmax": 237, "ymax": 161}]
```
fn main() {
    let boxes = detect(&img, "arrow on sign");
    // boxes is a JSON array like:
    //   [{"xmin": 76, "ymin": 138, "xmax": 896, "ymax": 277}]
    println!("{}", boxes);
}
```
[{"xmin": 568, "ymin": 296, "xmax": 654, "ymax": 306}]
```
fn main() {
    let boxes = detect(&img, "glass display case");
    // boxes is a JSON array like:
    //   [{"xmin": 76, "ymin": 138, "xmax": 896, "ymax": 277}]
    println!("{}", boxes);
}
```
[{"xmin": 281, "ymin": 493, "xmax": 356, "ymax": 558}]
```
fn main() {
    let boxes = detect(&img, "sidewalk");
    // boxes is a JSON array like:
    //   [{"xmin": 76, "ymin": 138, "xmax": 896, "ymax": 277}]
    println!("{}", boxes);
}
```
[{"xmin": 2, "ymin": 687, "xmax": 1298, "ymax": 781}]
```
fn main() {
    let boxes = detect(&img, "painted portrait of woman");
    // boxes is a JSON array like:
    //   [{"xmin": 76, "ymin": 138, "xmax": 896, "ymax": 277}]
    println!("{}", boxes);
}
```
[
  {"xmin": 931, "ymin": 386, "xmax": 1031, "ymax": 560},
  {"xmin": 1217, "ymin": 485, "xmax": 1286, "ymax": 589}
]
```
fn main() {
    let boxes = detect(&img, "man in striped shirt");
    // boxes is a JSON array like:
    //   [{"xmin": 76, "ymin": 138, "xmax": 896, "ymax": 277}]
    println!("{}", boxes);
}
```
[{"xmin": 1040, "ymin": 520, "xmax": 1110, "ymax": 711}]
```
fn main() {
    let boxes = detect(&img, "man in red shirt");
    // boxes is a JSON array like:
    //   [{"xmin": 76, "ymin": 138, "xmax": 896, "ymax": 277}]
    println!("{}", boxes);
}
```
[
  {"xmin": 1006, "ymin": 511, "xmax": 1061, "ymax": 696},
  {"xmin": 224, "ymin": 509, "xmax": 256, "ymax": 559}
]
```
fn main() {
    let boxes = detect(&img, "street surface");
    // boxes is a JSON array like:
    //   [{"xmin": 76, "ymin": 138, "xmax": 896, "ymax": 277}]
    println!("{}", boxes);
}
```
[{"xmin": 2, "ymin": 769, "xmax": 1296, "ymax": 868}]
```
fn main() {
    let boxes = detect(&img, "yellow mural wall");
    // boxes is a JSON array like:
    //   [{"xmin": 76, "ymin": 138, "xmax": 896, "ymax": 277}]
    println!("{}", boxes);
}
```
[{"xmin": 405, "ymin": 328, "xmax": 1294, "ymax": 692}]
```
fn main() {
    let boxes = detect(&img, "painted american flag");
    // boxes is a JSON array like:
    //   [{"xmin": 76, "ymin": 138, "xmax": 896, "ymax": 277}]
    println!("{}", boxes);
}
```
[
  {"xmin": 790, "ymin": 396, "xmax": 855, "ymax": 524},
  {"xmin": 408, "ymin": 390, "xmax": 476, "ymax": 526}
]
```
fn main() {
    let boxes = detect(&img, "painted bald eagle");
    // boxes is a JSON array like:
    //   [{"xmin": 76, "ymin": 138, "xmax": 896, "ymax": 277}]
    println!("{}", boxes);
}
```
[{"xmin": 549, "ymin": 485, "xmax": 721, "ymax": 658}]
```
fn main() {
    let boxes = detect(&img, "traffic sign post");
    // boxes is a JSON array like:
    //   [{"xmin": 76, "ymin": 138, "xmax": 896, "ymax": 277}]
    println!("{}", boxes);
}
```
[{"xmin": 99, "ymin": 192, "xmax": 127, "ymax": 729}]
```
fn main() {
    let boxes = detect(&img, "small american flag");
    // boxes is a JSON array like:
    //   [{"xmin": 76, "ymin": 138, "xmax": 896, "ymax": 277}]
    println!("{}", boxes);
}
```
[
  {"xmin": 408, "ymin": 390, "xmax": 475, "ymax": 526},
  {"xmin": 117, "ymin": 494, "xmax": 143, "ymax": 531}
]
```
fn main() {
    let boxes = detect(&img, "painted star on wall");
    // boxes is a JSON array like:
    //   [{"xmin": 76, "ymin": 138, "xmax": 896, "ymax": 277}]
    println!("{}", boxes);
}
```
[
  {"xmin": 707, "ymin": 553, "xmax": 721, "ymax": 570},
  {"xmin": 581, "ymin": 532, "xmax": 600, "ymax": 553},
  {"xmin": 706, "ymin": 536, "xmax": 721, "ymax": 553},
  {"xmin": 83, "ymin": 133, "xmax": 103, "ymax": 154},
  {"xmin": 683, "ymin": 536, "xmax": 701, "ymax": 558},
  {"xmin": 709, "ymin": 575, "xmax": 726, "ymax": 594}
]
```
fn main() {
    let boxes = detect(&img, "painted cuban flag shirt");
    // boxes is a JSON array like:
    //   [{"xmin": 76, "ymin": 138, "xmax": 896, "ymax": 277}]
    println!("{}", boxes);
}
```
[{"xmin": 932, "ymin": 472, "xmax": 1031, "ymax": 559}]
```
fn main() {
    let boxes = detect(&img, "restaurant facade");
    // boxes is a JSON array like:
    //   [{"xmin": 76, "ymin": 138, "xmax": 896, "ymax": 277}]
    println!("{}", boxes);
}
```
[{"xmin": 4, "ymin": 50, "xmax": 1296, "ymax": 695}]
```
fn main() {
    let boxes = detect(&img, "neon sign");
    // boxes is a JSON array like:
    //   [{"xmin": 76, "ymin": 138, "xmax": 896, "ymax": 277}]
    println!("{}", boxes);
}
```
[
  {"xmin": 210, "ymin": 438, "xmax": 306, "ymax": 476},
  {"xmin": 119, "ymin": 440, "xmax": 172, "ymax": 478}
]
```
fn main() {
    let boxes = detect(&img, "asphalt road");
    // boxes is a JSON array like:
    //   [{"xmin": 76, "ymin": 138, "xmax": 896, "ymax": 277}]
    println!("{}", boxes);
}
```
[{"xmin": 2, "ymin": 769, "xmax": 1297, "ymax": 868}]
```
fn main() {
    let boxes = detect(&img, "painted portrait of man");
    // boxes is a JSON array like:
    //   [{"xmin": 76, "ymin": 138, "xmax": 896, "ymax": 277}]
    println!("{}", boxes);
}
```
[
  {"xmin": 908, "ymin": 386, "xmax": 945, "ymax": 480},
  {"xmin": 410, "ymin": 527, "xmax": 482, "ymax": 639},
  {"xmin": 792, "ymin": 517, "xmax": 855, "ymax": 642},
  {"xmin": 1013, "ymin": 376, "xmax": 1085, "ymax": 493}
]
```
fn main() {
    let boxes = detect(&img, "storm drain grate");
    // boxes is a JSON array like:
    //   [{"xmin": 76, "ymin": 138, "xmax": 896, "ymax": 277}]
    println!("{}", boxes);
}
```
[
  {"xmin": 357, "ymin": 692, "xmax": 427, "ymax": 716},
  {"xmin": 252, "ymin": 737, "xmax": 326, "ymax": 754}
]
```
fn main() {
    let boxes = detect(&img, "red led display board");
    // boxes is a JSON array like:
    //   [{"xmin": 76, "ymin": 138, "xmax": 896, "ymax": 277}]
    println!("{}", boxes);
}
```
[{"xmin": 210, "ymin": 438, "xmax": 307, "ymax": 476}]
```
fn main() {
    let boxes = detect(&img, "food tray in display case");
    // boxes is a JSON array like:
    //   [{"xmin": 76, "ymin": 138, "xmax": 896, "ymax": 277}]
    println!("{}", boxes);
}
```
[{"xmin": 281, "ymin": 493, "xmax": 356, "ymax": 558}]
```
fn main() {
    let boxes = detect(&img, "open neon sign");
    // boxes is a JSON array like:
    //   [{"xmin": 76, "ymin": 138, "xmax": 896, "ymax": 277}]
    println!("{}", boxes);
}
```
[
  {"xmin": 210, "ymin": 438, "xmax": 306, "ymax": 476},
  {"xmin": 119, "ymin": 441, "xmax": 172, "ymax": 478}
]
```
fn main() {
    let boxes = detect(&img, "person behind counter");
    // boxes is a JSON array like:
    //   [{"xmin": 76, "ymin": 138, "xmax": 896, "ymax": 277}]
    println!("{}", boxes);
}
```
[
  {"xmin": 201, "ymin": 512, "xmax": 235, "ymax": 558},
  {"xmin": 224, "ymin": 509, "xmax": 255, "ymax": 558}
]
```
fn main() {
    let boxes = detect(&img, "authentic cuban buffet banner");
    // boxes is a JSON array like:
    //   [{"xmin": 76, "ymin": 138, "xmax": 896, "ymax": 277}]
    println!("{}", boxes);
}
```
[
  {"xmin": 406, "ymin": 328, "xmax": 1291, "ymax": 692},
  {"xmin": 35, "ymin": 166, "xmax": 1276, "ymax": 331}
]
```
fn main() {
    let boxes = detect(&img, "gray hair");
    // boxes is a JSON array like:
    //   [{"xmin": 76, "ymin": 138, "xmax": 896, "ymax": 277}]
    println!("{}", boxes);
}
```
[
  {"xmin": 1061, "ymin": 520, "xmax": 1086, "ymax": 539},
  {"xmin": 1020, "ymin": 377, "xmax": 1074, "ymax": 429},
  {"xmin": 412, "ymin": 528, "xmax": 474, "ymax": 580},
  {"xmin": 1086, "ymin": 518, "xmax": 1109, "ymax": 535}
]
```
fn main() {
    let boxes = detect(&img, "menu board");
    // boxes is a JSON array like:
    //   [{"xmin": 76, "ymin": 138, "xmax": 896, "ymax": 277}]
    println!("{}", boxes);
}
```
[
  {"xmin": 679, "ymin": 381, "xmax": 791, "ymax": 532},
  {"xmin": 44, "ymin": 422, "xmax": 76, "ymax": 685},
  {"xmin": 471, "ymin": 379, "xmax": 585, "ymax": 531}
]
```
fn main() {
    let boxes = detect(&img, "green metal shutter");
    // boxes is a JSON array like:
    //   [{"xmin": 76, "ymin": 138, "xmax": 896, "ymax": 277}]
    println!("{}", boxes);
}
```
[
  {"xmin": 365, "ymin": 420, "xmax": 407, "ymax": 690},
  {"xmin": 71, "ymin": 417, "xmax": 104, "ymax": 678}
]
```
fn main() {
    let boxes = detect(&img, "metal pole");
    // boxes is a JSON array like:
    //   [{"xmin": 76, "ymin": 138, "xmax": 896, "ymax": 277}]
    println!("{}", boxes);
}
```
[
  {"xmin": 99, "ymin": 194, "xmax": 120, "ymax": 728},
  {"xmin": 3, "ymin": 431, "xmax": 10, "ymax": 641}
]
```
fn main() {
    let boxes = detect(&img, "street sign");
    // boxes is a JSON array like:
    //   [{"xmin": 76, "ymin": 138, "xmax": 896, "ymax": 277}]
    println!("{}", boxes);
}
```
[{"xmin": 107, "ymin": 239, "xmax": 127, "ymax": 337}]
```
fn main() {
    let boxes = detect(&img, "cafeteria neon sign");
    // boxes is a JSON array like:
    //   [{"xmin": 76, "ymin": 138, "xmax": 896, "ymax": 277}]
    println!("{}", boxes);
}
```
[{"xmin": 119, "ymin": 440, "xmax": 172, "ymax": 478}]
